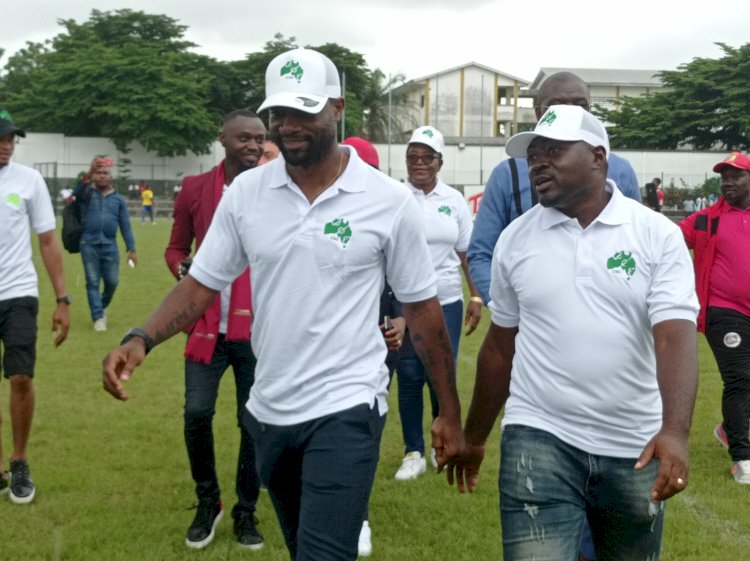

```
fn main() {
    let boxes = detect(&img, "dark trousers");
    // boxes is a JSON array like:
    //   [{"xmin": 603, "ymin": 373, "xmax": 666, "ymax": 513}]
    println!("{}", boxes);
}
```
[
  {"xmin": 184, "ymin": 336, "xmax": 259, "ymax": 518},
  {"xmin": 396, "ymin": 299, "xmax": 462, "ymax": 455},
  {"xmin": 705, "ymin": 307, "xmax": 750, "ymax": 461},
  {"xmin": 244, "ymin": 402, "xmax": 386, "ymax": 561}
]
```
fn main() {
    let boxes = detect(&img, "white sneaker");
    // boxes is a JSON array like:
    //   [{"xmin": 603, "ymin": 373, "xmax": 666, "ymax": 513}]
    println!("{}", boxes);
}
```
[
  {"xmin": 732, "ymin": 460, "xmax": 750, "ymax": 484},
  {"xmin": 93, "ymin": 318, "xmax": 107, "ymax": 332},
  {"xmin": 358, "ymin": 521, "xmax": 372, "ymax": 557},
  {"xmin": 430, "ymin": 448, "xmax": 438, "ymax": 469},
  {"xmin": 394, "ymin": 452, "xmax": 426, "ymax": 481}
]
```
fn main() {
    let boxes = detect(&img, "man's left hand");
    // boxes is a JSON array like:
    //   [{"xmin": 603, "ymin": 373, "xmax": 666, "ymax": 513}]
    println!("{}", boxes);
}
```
[
  {"xmin": 52, "ymin": 305, "xmax": 70, "ymax": 346},
  {"xmin": 464, "ymin": 299, "xmax": 482, "ymax": 336},
  {"xmin": 635, "ymin": 429, "xmax": 689, "ymax": 501}
]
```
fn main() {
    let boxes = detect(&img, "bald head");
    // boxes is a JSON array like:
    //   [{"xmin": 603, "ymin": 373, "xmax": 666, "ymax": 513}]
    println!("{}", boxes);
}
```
[{"xmin": 535, "ymin": 72, "xmax": 591, "ymax": 119}]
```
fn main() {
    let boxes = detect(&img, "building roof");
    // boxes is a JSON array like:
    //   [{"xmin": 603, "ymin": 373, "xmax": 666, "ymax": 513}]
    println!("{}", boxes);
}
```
[
  {"xmin": 408, "ymin": 61, "xmax": 531, "ymax": 86},
  {"xmin": 529, "ymin": 67, "xmax": 664, "ymax": 91}
]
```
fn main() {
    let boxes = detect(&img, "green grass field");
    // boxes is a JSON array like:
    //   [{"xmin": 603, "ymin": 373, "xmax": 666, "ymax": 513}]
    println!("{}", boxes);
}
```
[{"xmin": 1, "ymin": 219, "xmax": 748, "ymax": 560}]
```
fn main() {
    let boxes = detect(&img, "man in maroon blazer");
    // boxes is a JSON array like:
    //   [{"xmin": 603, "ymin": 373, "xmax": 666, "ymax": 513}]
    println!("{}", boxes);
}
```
[{"xmin": 165, "ymin": 110, "xmax": 267, "ymax": 550}]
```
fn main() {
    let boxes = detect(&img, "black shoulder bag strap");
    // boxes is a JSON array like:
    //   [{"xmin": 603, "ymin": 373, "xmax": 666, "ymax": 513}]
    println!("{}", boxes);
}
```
[{"xmin": 509, "ymin": 158, "xmax": 523, "ymax": 217}]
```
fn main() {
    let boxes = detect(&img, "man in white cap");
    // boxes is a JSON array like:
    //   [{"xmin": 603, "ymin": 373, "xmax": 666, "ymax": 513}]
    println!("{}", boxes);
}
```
[
  {"xmin": 448, "ymin": 105, "xmax": 699, "ymax": 560},
  {"xmin": 101, "ymin": 48, "xmax": 463, "ymax": 561}
]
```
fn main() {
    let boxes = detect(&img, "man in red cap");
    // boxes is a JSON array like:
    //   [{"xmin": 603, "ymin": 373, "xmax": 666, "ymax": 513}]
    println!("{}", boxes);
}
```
[{"xmin": 679, "ymin": 151, "xmax": 750, "ymax": 484}]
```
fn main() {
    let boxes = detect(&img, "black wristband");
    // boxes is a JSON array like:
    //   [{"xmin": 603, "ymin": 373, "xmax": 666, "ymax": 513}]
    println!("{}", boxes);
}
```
[{"xmin": 121, "ymin": 327, "xmax": 155, "ymax": 355}]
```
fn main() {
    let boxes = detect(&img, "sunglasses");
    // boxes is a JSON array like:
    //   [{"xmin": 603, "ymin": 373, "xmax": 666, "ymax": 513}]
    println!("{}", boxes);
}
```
[{"xmin": 406, "ymin": 154, "xmax": 441, "ymax": 165}]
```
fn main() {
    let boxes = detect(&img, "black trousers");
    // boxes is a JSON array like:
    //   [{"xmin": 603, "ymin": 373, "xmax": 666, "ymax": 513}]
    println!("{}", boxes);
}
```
[
  {"xmin": 184, "ymin": 337, "xmax": 259, "ymax": 518},
  {"xmin": 705, "ymin": 307, "xmax": 750, "ymax": 461}
]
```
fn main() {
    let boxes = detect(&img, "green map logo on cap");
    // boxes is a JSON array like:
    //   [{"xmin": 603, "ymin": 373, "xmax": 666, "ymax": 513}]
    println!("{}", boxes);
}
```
[
  {"xmin": 607, "ymin": 250, "xmax": 636, "ymax": 280},
  {"xmin": 324, "ymin": 218, "xmax": 352, "ymax": 248},
  {"xmin": 0, "ymin": 110, "xmax": 12, "ymax": 121},
  {"xmin": 280, "ymin": 60, "xmax": 304, "ymax": 83},
  {"xmin": 539, "ymin": 109, "xmax": 557, "ymax": 127},
  {"xmin": 422, "ymin": 129, "xmax": 434, "ymax": 138},
  {"xmin": 438, "ymin": 205, "xmax": 452, "ymax": 216}
]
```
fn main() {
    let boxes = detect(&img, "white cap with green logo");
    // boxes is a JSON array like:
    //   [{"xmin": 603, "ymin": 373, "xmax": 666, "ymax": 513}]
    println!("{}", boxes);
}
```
[
  {"xmin": 257, "ymin": 48, "xmax": 341, "ymax": 115},
  {"xmin": 408, "ymin": 126, "xmax": 445, "ymax": 154},
  {"xmin": 505, "ymin": 105, "xmax": 610, "ymax": 159}
]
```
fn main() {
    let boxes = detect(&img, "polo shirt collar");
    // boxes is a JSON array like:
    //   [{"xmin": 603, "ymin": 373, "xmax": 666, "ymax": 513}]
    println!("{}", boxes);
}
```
[
  {"xmin": 269, "ymin": 144, "xmax": 367, "ymax": 194},
  {"xmin": 540, "ymin": 179, "xmax": 627, "ymax": 229},
  {"xmin": 406, "ymin": 179, "xmax": 448, "ymax": 197}
]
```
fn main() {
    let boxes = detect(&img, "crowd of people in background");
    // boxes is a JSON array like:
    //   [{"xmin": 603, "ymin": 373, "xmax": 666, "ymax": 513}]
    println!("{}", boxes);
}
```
[{"xmin": 0, "ymin": 48, "xmax": 748, "ymax": 561}]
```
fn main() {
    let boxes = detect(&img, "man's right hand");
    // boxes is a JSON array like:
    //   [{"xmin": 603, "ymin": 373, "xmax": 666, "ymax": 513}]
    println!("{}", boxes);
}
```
[
  {"xmin": 430, "ymin": 415, "xmax": 465, "ymax": 473},
  {"xmin": 102, "ymin": 342, "xmax": 146, "ymax": 401},
  {"xmin": 446, "ymin": 442, "xmax": 485, "ymax": 493}
]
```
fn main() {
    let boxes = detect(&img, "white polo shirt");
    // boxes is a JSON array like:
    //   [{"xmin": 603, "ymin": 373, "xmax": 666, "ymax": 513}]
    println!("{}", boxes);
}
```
[
  {"xmin": 0, "ymin": 161, "xmax": 57, "ymax": 300},
  {"xmin": 489, "ymin": 181, "xmax": 699, "ymax": 457},
  {"xmin": 407, "ymin": 180, "xmax": 473, "ymax": 305},
  {"xmin": 191, "ymin": 147, "xmax": 437, "ymax": 425}
]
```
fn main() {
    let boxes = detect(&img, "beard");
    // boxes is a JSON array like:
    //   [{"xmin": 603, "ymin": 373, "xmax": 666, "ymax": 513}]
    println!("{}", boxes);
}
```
[{"xmin": 273, "ymin": 122, "xmax": 337, "ymax": 167}]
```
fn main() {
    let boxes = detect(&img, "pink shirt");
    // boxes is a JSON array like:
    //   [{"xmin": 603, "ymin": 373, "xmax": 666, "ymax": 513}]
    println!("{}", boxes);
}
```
[{"xmin": 708, "ymin": 205, "xmax": 750, "ymax": 317}]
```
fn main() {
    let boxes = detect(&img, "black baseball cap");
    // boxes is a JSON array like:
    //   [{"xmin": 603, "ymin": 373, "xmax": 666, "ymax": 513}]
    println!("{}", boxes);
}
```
[{"xmin": 0, "ymin": 109, "xmax": 26, "ymax": 138}]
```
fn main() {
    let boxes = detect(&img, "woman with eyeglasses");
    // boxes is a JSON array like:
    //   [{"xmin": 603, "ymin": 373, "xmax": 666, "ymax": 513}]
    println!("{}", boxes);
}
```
[{"xmin": 393, "ymin": 126, "xmax": 482, "ymax": 481}]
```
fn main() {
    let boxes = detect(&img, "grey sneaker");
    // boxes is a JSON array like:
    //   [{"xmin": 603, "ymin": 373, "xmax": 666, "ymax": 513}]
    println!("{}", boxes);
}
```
[
  {"xmin": 732, "ymin": 460, "xmax": 750, "ymax": 484},
  {"xmin": 9, "ymin": 459, "xmax": 36, "ymax": 504}
]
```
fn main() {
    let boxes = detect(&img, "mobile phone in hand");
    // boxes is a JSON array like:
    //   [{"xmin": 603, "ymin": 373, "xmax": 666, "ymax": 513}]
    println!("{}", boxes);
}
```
[{"xmin": 384, "ymin": 315, "xmax": 393, "ymax": 331}]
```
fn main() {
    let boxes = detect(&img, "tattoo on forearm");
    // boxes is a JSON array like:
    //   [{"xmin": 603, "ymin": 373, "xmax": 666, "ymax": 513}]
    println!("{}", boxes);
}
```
[
  {"xmin": 154, "ymin": 302, "xmax": 199, "ymax": 343},
  {"xmin": 412, "ymin": 328, "xmax": 457, "ymax": 394}
]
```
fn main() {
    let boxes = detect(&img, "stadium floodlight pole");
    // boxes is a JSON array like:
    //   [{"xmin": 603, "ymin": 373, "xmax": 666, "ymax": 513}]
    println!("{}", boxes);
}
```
[
  {"xmin": 480, "ymin": 74, "xmax": 485, "ymax": 185},
  {"xmin": 388, "ymin": 73, "xmax": 393, "ymax": 177},
  {"xmin": 340, "ymin": 70, "xmax": 346, "ymax": 140}
]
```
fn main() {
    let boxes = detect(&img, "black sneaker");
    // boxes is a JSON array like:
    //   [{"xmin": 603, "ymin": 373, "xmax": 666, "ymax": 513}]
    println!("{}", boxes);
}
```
[
  {"xmin": 185, "ymin": 498, "xmax": 223, "ymax": 549},
  {"xmin": 0, "ymin": 470, "xmax": 8, "ymax": 495},
  {"xmin": 234, "ymin": 512, "xmax": 264, "ymax": 550},
  {"xmin": 9, "ymin": 459, "xmax": 35, "ymax": 505}
]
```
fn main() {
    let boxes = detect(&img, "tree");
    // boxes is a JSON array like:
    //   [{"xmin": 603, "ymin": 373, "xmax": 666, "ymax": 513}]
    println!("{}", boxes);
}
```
[
  {"xmin": 597, "ymin": 43, "xmax": 750, "ymax": 151},
  {"xmin": 1, "ymin": 10, "xmax": 220, "ymax": 156},
  {"xmin": 360, "ymin": 70, "xmax": 418, "ymax": 142}
]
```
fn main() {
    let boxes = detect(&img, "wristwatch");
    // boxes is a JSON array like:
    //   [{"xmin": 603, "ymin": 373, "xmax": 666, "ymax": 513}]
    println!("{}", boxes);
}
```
[
  {"xmin": 120, "ymin": 327, "xmax": 155, "ymax": 355},
  {"xmin": 56, "ymin": 295, "xmax": 72, "ymax": 305}
]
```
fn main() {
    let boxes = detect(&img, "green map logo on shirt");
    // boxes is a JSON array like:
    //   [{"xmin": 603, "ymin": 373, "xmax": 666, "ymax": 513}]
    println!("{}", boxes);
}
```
[
  {"xmin": 280, "ymin": 60, "xmax": 304, "ymax": 82},
  {"xmin": 438, "ymin": 205, "xmax": 452, "ymax": 216},
  {"xmin": 5, "ymin": 193, "xmax": 21, "ymax": 209},
  {"xmin": 607, "ymin": 251, "xmax": 636, "ymax": 280},
  {"xmin": 539, "ymin": 109, "xmax": 557, "ymax": 127},
  {"xmin": 324, "ymin": 218, "xmax": 352, "ymax": 248}
]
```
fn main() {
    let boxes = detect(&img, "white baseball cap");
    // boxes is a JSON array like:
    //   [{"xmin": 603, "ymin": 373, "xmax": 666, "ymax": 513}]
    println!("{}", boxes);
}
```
[
  {"xmin": 257, "ymin": 48, "xmax": 341, "ymax": 115},
  {"xmin": 505, "ymin": 105, "xmax": 610, "ymax": 159},
  {"xmin": 408, "ymin": 126, "xmax": 445, "ymax": 154}
]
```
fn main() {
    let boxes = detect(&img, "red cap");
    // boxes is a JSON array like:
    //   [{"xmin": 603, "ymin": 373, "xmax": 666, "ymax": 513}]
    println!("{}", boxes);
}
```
[
  {"xmin": 342, "ymin": 136, "xmax": 379, "ymax": 169},
  {"xmin": 713, "ymin": 151, "xmax": 750, "ymax": 173}
]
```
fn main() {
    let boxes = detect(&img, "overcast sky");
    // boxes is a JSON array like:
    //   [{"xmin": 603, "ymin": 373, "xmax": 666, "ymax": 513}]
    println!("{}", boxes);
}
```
[{"xmin": 2, "ymin": 0, "xmax": 749, "ymax": 83}]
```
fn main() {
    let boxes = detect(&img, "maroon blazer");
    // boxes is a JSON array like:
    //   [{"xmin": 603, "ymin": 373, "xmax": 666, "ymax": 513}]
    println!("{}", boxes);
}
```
[{"xmin": 165, "ymin": 164, "xmax": 224, "ymax": 279}]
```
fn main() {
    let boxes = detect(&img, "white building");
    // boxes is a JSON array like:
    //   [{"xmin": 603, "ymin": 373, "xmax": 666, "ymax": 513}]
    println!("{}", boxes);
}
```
[
  {"xmin": 528, "ymin": 67, "xmax": 665, "ymax": 112},
  {"xmin": 394, "ymin": 65, "xmax": 667, "ymax": 143},
  {"xmin": 392, "ymin": 62, "xmax": 534, "ymax": 143}
]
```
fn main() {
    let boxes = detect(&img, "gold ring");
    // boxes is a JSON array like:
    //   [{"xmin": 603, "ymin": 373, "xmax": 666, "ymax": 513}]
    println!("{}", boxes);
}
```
[{"xmin": 677, "ymin": 477, "xmax": 685, "ymax": 485}]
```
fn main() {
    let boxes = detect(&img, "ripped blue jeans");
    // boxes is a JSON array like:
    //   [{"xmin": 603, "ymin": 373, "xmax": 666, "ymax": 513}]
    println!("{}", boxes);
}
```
[{"xmin": 499, "ymin": 425, "xmax": 665, "ymax": 561}]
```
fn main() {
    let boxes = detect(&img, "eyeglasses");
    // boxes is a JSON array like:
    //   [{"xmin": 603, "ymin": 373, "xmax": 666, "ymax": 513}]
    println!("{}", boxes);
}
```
[{"xmin": 406, "ymin": 154, "xmax": 441, "ymax": 165}]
